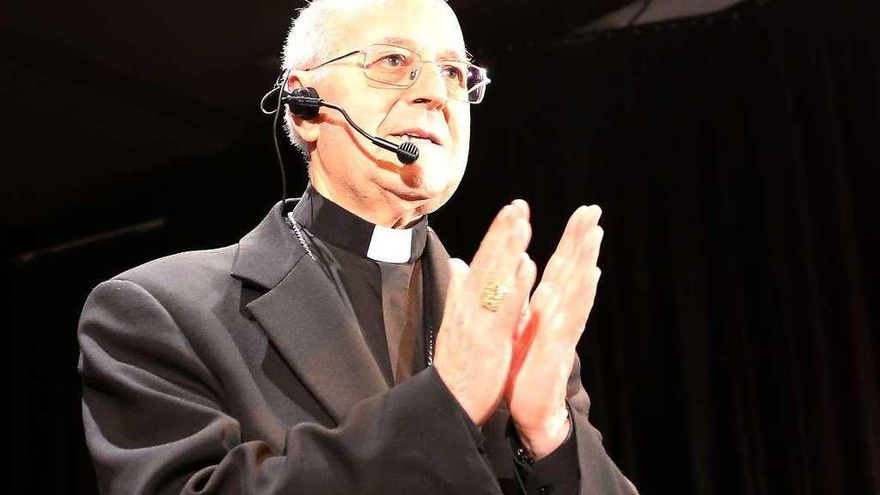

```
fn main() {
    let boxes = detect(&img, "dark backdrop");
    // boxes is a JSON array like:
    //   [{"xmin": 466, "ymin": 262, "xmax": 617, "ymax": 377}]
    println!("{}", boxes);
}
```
[
  {"xmin": 467, "ymin": 4, "xmax": 879, "ymax": 494},
  {"xmin": 4, "ymin": 1, "xmax": 878, "ymax": 494}
]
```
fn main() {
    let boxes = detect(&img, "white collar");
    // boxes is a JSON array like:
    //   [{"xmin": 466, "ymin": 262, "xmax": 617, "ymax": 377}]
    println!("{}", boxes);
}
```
[{"xmin": 367, "ymin": 224, "xmax": 413, "ymax": 263}]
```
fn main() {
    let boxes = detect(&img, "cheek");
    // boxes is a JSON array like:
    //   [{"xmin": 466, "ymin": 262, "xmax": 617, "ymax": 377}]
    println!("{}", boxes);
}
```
[
  {"xmin": 450, "ymin": 112, "xmax": 471, "ymax": 164},
  {"xmin": 314, "ymin": 101, "xmax": 387, "ymax": 166},
  {"xmin": 439, "ymin": 109, "xmax": 469, "ymax": 162},
  {"xmin": 316, "ymin": 76, "xmax": 389, "ymax": 137}
]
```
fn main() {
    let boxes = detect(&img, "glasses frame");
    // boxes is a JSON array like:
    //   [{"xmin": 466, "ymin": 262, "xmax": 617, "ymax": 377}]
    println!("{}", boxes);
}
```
[{"xmin": 304, "ymin": 43, "xmax": 491, "ymax": 104}]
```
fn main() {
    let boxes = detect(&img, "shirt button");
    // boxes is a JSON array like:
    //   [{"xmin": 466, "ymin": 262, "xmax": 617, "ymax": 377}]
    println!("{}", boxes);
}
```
[{"xmin": 537, "ymin": 486, "xmax": 552, "ymax": 495}]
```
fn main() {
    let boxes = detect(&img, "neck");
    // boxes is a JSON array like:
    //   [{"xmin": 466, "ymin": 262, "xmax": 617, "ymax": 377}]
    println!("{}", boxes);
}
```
[{"xmin": 309, "ymin": 169, "xmax": 425, "ymax": 229}]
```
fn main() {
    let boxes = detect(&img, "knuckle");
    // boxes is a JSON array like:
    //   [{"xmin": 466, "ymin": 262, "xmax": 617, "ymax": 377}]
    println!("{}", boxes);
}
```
[{"xmin": 548, "ymin": 256, "xmax": 568, "ymax": 270}]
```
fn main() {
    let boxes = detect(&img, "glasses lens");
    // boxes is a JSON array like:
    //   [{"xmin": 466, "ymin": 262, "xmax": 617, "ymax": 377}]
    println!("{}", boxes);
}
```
[
  {"xmin": 467, "ymin": 84, "xmax": 485, "ymax": 104},
  {"xmin": 432, "ymin": 61, "xmax": 488, "ymax": 103},
  {"xmin": 466, "ymin": 65, "xmax": 488, "ymax": 103},
  {"xmin": 364, "ymin": 45, "xmax": 419, "ymax": 87},
  {"xmin": 363, "ymin": 44, "xmax": 490, "ymax": 104}
]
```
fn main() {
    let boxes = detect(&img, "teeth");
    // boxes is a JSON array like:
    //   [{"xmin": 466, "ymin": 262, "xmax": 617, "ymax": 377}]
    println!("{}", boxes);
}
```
[{"xmin": 394, "ymin": 134, "xmax": 432, "ymax": 144}]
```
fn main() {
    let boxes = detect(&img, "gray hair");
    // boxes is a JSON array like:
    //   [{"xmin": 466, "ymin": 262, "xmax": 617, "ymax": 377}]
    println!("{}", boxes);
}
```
[{"xmin": 280, "ymin": 0, "xmax": 448, "ymax": 157}]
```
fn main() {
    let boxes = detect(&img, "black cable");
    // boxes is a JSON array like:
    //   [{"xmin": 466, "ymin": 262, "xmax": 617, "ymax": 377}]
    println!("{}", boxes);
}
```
[
  {"xmin": 271, "ymin": 74, "xmax": 288, "ymax": 207},
  {"xmin": 263, "ymin": 72, "xmax": 418, "ymax": 208}
]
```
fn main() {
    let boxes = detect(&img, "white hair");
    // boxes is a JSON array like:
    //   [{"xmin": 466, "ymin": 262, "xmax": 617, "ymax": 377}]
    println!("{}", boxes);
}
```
[{"xmin": 280, "ymin": 0, "xmax": 449, "ymax": 157}]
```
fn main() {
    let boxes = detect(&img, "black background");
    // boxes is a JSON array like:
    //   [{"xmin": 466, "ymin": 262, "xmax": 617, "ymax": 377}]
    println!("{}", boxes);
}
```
[{"xmin": 4, "ymin": 0, "xmax": 878, "ymax": 493}]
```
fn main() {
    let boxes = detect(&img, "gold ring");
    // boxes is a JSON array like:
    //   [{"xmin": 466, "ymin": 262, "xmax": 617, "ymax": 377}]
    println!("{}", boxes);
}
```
[{"xmin": 479, "ymin": 282, "xmax": 509, "ymax": 312}]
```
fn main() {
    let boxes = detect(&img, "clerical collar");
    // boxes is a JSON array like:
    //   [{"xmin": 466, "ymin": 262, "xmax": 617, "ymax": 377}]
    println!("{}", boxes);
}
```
[{"xmin": 289, "ymin": 185, "xmax": 428, "ymax": 264}]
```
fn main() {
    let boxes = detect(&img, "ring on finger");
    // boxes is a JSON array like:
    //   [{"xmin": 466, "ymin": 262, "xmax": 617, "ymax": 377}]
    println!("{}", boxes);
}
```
[{"xmin": 480, "ymin": 282, "xmax": 510, "ymax": 312}]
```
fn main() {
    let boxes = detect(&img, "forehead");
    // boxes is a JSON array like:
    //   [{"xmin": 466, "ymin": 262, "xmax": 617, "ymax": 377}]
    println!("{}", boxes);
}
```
[{"xmin": 334, "ymin": 0, "xmax": 467, "ymax": 60}]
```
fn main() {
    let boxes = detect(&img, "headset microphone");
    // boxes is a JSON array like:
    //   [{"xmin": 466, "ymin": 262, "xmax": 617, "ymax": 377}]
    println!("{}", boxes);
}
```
[
  {"xmin": 281, "ymin": 87, "xmax": 419, "ymax": 165},
  {"xmin": 260, "ymin": 85, "xmax": 420, "ymax": 165},
  {"xmin": 260, "ymin": 78, "xmax": 420, "ymax": 206}
]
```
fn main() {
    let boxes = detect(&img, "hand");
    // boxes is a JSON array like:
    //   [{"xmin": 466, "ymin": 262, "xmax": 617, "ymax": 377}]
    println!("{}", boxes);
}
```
[
  {"xmin": 505, "ymin": 205, "xmax": 604, "ymax": 459},
  {"xmin": 433, "ymin": 200, "xmax": 538, "ymax": 426}
]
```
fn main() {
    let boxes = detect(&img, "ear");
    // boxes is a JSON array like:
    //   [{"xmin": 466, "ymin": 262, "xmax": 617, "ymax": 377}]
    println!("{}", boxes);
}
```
[{"xmin": 285, "ymin": 71, "xmax": 321, "ymax": 145}]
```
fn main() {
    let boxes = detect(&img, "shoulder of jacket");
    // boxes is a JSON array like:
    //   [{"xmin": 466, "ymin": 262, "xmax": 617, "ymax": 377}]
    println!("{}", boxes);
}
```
[{"xmin": 106, "ymin": 244, "xmax": 238, "ymax": 300}]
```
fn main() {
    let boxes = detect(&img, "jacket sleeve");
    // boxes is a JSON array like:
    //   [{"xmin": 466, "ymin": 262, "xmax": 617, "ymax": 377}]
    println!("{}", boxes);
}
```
[
  {"xmin": 567, "ymin": 354, "xmax": 640, "ymax": 495},
  {"xmin": 79, "ymin": 279, "xmax": 500, "ymax": 495},
  {"xmin": 501, "ymin": 352, "xmax": 639, "ymax": 495}
]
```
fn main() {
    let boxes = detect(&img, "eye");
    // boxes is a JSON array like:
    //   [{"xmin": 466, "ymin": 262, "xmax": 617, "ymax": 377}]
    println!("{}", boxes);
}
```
[
  {"xmin": 379, "ymin": 53, "xmax": 409, "ymax": 68},
  {"xmin": 440, "ymin": 64, "xmax": 465, "ymax": 83}
]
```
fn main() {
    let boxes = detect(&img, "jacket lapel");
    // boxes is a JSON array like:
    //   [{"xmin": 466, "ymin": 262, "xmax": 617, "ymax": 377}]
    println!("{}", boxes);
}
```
[
  {"xmin": 232, "ymin": 200, "xmax": 388, "ymax": 425},
  {"xmin": 422, "ymin": 229, "xmax": 451, "ymax": 343}
]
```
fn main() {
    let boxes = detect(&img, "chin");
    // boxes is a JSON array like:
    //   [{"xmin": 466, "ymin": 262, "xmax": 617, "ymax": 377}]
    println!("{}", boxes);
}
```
[
  {"xmin": 374, "ymin": 147, "xmax": 464, "ymax": 207},
  {"xmin": 399, "ymin": 163, "xmax": 458, "ymax": 198},
  {"xmin": 379, "ymin": 175, "xmax": 450, "ymax": 210}
]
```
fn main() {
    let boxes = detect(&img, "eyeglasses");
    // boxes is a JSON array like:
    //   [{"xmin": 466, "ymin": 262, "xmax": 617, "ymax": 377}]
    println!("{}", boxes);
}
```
[{"xmin": 305, "ymin": 43, "xmax": 491, "ymax": 104}]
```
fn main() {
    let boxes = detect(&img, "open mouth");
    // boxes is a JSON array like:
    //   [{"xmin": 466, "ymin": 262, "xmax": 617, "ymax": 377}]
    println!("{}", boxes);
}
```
[{"xmin": 389, "ymin": 130, "xmax": 441, "ymax": 146}]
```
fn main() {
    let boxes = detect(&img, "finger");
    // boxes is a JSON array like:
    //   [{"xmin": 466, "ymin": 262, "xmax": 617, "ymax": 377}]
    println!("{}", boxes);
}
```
[
  {"xmin": 530, "ymin": 207, "xmax": 589, "ymax": 313},
  {"xmin": 510, "ymin": 199, "xmax": 530, "ymax": 222},
  {"xmin": 549, "ymin": 225, "xmax": 602, "ymax": 321},
  {"xmin": 539, "ymin": 204, "xmax": 600, "ymax": 291},
  {"xmin": 587, "ymin": 205, "xmax": 602, "ymax": 228},
  {"xmin": 538, "ymin": 206, "xmax": 602, "ymax": 308},
  {"xmin": 446, "ymin": 258, "xmax": 470, "ymax": 307},
  {"xmin": 533, "ymin": 226, "xmax": 604, "ymax": 350},
  {"xmin": 526, "ymin": 278, "xmax": 564, "ymax": 340},
  {"xmin": 541, "ymin": 207, "xmax": 586, "ymax": 282},
  {"xmin": 510, "ymin": 260, "xmax": 539, "ymax": 370},
  {"xmin": 581, "ymin": 205, "xmax": 604, "ymax": 268},
  {"xmin": 570, "ymin": 266, "xmax": 601, "ymax": 340},
  {"xmin": 515, "ymin": 296, "xmax": 531, "ymax": 341},
  {"xmin": 470, "ymin": 202, "xmax": 528, "ymax": 272},
  {"xmin": 555, "ymin": 264, "xmax": 602, "ymax": 347},
  {"xmin": 561, "ymin": 224, "xmax": 601, "ymax": 301},
  {"xmin": 467, "ymin": 202, "xmax": 532, "ymax": 307},
  {"xmin": 585, "ymin": 225, "xmax": 604, "ymax": 268},
  {"xmin": 567, "ymin": 222, "xmax": 603, "ymax": 309},
  {"xmin": 492, "ymin": 251, "xmax": 538, "ymax": 337}
]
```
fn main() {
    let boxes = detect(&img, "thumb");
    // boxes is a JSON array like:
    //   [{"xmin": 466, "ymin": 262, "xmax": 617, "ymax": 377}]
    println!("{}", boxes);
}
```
[{"xmin": 447, "ymin": 258, "xmax": 470, "ymax": 305}]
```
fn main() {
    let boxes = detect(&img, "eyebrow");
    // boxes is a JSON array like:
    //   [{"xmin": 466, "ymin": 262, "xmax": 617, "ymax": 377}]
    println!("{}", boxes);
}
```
[{"xmin": 375, "ymin": 36, "xmax": 469, "ymax": 61}]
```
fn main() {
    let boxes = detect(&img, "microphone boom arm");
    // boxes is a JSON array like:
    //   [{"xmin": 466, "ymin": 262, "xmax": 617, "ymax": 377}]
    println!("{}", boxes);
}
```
[{"xmin": 281, "ymin": 93, "xmax": 419, "ymax": 165}]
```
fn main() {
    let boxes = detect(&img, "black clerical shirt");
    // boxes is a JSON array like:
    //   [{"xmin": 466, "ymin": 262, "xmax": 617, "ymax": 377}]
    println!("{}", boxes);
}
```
[
  {"xmin": 289, "ymin": 185, "xmax": 430, "ymax": 386},
  {"xmin": 288, "ymin": 185, "xmax": 580, "ymax": 494}
]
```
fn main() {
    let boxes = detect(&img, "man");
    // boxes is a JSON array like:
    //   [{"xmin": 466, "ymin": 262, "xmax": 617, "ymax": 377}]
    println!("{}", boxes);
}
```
[{"xmin": 78, "ymin": 0, "xmax": 638, "ymax": 493}]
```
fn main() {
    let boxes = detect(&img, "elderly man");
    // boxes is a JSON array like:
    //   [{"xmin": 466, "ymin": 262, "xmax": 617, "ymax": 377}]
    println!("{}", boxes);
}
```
[{"xmin": 78, "ymin": 0, "xmax": 638, "ymax": 493}]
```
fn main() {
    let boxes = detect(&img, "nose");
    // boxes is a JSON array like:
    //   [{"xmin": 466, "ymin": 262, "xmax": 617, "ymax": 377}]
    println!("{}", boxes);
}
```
[{"xmin": 405, "ymin": 62, "xmax": 448, "ymax": 111}]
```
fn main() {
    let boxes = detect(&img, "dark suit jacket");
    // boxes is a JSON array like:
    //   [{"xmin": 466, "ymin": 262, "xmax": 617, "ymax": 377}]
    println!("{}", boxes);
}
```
[{"xmin": 78, "ymin": 201, "xmax": 637, "ymax": 494}]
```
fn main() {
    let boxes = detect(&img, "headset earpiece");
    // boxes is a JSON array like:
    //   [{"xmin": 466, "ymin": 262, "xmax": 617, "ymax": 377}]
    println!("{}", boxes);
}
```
[{"xmin": 285, "ymin": 87, "xmax": 321, "ymax": 120}]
